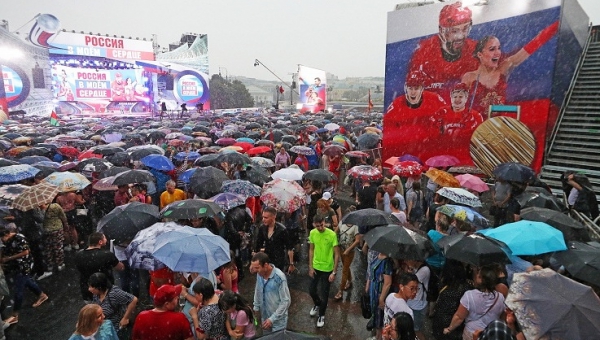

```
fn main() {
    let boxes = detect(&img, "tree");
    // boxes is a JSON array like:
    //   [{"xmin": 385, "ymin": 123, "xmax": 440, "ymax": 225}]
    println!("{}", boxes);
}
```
[{"xmin": 209, "ymin": 74, "xmax": 254, "ymax": 109}]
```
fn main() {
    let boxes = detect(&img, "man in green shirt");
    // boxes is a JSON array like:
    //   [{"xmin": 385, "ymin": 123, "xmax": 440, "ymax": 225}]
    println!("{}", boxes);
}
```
[{"xmin": 308, "ymin": 215, "xmax": 340, "ymax": 328}]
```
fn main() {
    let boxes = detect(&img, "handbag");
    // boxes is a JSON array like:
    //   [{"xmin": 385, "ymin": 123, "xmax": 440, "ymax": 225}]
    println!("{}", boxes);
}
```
[
  {"xmin": 76, "ymin": 205, "xmax": 88, "ymax": 216},
  {"xmin": 360, "ymin": 292, "xmax": 372, "ymax": 319}
]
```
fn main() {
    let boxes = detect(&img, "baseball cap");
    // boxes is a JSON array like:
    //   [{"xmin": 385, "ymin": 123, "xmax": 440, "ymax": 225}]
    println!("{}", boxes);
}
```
[
  {"xmin": 439, "ymin": 2, "xmax": 472, "ymax": 27},
  {"xmin": 322, "ymin": 192, "xmax": 332, "ymax": 200},
  {"xmin": 153, "ymin": 284, "xmax": 182, "ymax": 306}
]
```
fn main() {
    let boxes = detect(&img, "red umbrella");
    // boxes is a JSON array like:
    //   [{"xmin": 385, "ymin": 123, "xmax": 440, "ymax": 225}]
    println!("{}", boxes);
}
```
[
  {"xmin": 384, "ymin": 156, "xmax": 401, "ymax": 167},
  {"xmin": 58, "ymin": 161, "xmax": 78, "ymax": 172},
  {"xmin": 78, "ymin": 149, "xmax": 103, "ymax": 160},
  {"xmin": 57, "ymin": 146, "xmax": 80, "ymax": 158},
  {"xmin": 347, "ymin": 165, "xmax": 382, "ymax": 181},
  {"xmin": 346, "ymin": 151, "xmax": 370, "ymax": 158},
  {"xmin": 232, "ymin": 142, "xmax": 253, "ymax": 152},
  {"xmin": 425, "ymin": 155, "xmax": 460, "ymax": 168},
  {"xmin": 390, "ymin": 161, "xmax": 424, "ymax": 177},
  {"xmin": 246, "ymin": 146, "xmax": 272, "ymax": 156},
  {"xmin": 305, "ymin": 125, "xmax": 319, "ymax": 132}
]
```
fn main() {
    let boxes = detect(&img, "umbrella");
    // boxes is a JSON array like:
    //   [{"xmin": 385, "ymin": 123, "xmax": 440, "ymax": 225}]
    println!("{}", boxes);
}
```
[
  {"xmin": 272, "ymin": 168, "xmax": 304, "ymax": 181},
  {"xmin": 246, "ymin": 146, "xmax": 272, "ymax": 156},
  {"xmin": 390, "ymin": 161, "xmax": 424, "ymax": 177},
  {"xmin": 357, "ymin": 133, "xmax": 380, "ymax": 150},
  {"xmin": 19, "ymin": 148, "xmax": 51, "ymax": 158},
  {"xmin": 129, "ymin": 148, "xmax": 163, "ymax": 161},
  {"xmin": 256, "ymin": 140, "xmax": 275, "ymax": 147},
  {"xmin": 194, "ymin": 153, "xmax": 220, "ymax": 167},
  {"xmin": 237, "ymin": 137, "xmax": 255, "ymax": 143},
  {"xmin": 303, "ymin": 169, "xmax": 336, "ymax": 183},
  {"xmin": 505, "ymin": 268, "xmax": 600, "ymax": 340},
  {"xmin": 178, "ymin": 168, "xmax": 197, "ymax": 184},
  {"xmin": 322, "ymin": 144, "xmax": 346, "ymax": 157},
  {"xmin": 215, "ymin": 138, "xmax": 236, "ymax": 146},
  {"xmin": 364, "ymin": 225, "xmax": 433, "ymax": 261},
  {"xmin": 43, "ymin": 172, "xmax": 91, "ymax": 192},
  {"xmin": 436, "ymin": 204, "xmax": 489, "ymax": 229},
  {"xmin": 189, "ymin": 166, "xmax": 229, "ymax": 198},
  {"xmin": 0, "ymin": 164, "xmax": 40, "ymax": 183},
  {"xmin": 140, "ymin": 154, "xmax": 175, "ymax": 171},
  {"xmin": 345, "ymin": 151, "xmax": 370, "ymax": 159},
  {"xmin": 519, "ymin": 207, "xmax": 590, "ymax": 242},
  {"xmin": 111, "ymin": 170, "xmax": 155, "ymax": 186},
  {"xmin": 33, "ymin": 161, "xmax": 61, "ymax": 169},
  {"xmin": 11, "ymin": 182, "xmax": 60, "ymax": 211},
  {"xmin": 97, "ymin": 202, "xmax": 160, "ymax": 243},
  {"xmin": 152, "ymin": 227, "xmax": 230, "ymax": 273},
  {"xmin": 217, "ymin": 152, "xmax": 251, "ymax": 165},
  {"xmin": 245, "ymin": 166, "xmax": 271, "ymax": 186},
  {"xmin": 290, "ymin": 146, "xmax": 315, "ymax": 156},
  {"xmin": 516, "ymin": 187, "xmax": 567, "ymax": 212},
  {"xmin": 440, "ymin": 233, "xmax": 511, "ymax": 267},
  {"xmin": 425, "ymin": 155, "xmax": 460, "ymax": 168},
  {"xmin": 165, "ymin": 132, "xmax": 184, "ymax": 139},
  {"xmin": 159, "ymin": 199, "xmax": 222, "ymax": 220},
  {"xmin": 0, "ymin": 158, "xmax": 19, "ymax": 167},
  {"xmin": 57, "ymin": 161, "xmax": 78, "ymax": 172},
  {"xmin": 92, "ymin": 176, "xmax": 119, "ymax": 191},
  {"xmin": 18, "ymin": 156, "xmax": 52, "ymax": 164},
  {"xmin": 447, "ymin": 165, "xmax": 485, "ymax": 175},
  {"xmin": 101, "ymin": 133, "xmax": 123, "ymax": 143},
  {"xmin": 106, "ymin": 152, "xmax": 131, "ymax": 166},
  {"xmin": 210, "ymin": 193, "xmax": 247, "ymax": 211},
  {"xmin": 324, "ymin": 123, "xmax": 340, "ymax": 131},
  {"xmin": 221, "ymin": 180, "xmax": 261, "ymax": 197},
  {"xmin": 76, "ymin": 159, "xmax": 113, "ymax": 172},
  {"xmin": 281, "ymin": 135, "xmax": 297, "ymax": 144},
  {"xmin": 552, "ymin": 241, "xmax": 600, "ymax": 285},
  {"xmin": 78, "ymin": 149, "xmax": 103, "ymax": 160},
  {"xmin": 436, "ymin": 187, "xmax": 482, "ymax": 207},
  {"xmin": 0, "ymin": 184, "xmax": 29, "ymax": 205},
  {"xmin": 232, "ymin": 142, "xmax": 254, "ymax": 152},
  {"xmin": 454, "ymin": 174, "xmax": 489, "ymax": 193},
  {"xmin": 91, "ymin": 146, "xmax": 124, "ymax": 156},
  {"xmin": 478, "ymin": 221, "xmax": 567, "ymax": 255},
  {"xmin": 264, "ymin": 130, "xmax": 284, "ymax": 143},
  {"xmin": 425, "ymin": 168, "xmax": 460, "ymax": 188},
  {"xmin": 347, "ymin": 165, "xmax": 382, "ymax": 182},
  {"xmin": 174, "ymin": 151, "xmax": 201, "ymax": 162},
  {"xmin": 98, "ymin": 166, "xmax": 130, "ymax": 179},
  {"xmin": 251, "ymin": 157, "xmax": 275, "ymax": 168},
  {"xmin": 399, "ymin": 154, "xmax": 422, "ymax": 164},
  {"xmin": 261, "ymin": 178, "xmax": 306, "ymax": 213},
  {"xmin": 492, "ymin": 162, "xmax": 535, "ymax": 183},
  {"xmin": 125, "ymin": 222, "xmax": 183, "ymax": 270},
  {"xmin": 341, "ymin": 208, "xmax": 393, "ymax": 229}
]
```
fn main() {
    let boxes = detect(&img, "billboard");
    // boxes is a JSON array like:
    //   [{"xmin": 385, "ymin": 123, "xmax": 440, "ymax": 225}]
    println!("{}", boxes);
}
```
[
  {"xmin": 298, "ymin": 65, "xmax": 327, "ymax": 114},
  {"xmin": 48, "ymin": 32, "xmax": 154, "ymax": 61},
  {"xmin": 383, "ymin": 0, "xmax": 572, "ymax": 172}
]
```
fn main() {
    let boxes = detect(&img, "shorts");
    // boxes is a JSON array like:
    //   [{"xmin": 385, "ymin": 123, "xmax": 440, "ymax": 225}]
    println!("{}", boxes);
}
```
[{"xmin": 411, "ymin": 306, "xmax": 427, "ymax": 331}]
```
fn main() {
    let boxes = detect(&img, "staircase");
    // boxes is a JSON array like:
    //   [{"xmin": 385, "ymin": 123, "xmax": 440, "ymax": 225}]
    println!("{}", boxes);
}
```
[{"xmin": 541, "ymin": 29, "xmax": 600, "ymax": 197}]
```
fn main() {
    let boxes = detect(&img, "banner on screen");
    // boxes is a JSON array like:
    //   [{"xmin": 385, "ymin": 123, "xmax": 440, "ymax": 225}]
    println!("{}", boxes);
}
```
[
  {"xmin": 298, "ymin": 65, "xmax": 326, "ymax": 114},
  {"xmin": 383, "ymin": 0, "xmax": 574, "ymax": 172},
  {"xmin": 48, "ymin": 32, "xmax": 154, "ymax": 61}
]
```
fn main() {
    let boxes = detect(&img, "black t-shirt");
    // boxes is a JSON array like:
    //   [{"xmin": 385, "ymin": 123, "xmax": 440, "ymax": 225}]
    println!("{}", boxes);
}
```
[
  {"xmin": 357, "ymin": 185, "xmax": 378, "ymax": 210},
  {"xmin": 74, "ymin": 248, "xmax": 119, "ymax": 289}
]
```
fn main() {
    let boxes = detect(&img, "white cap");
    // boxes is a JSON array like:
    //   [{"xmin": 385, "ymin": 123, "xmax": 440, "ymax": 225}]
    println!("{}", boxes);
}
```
[{"xmin": 322, "ymin": 192, "xmax": 332, "ymax": 200}]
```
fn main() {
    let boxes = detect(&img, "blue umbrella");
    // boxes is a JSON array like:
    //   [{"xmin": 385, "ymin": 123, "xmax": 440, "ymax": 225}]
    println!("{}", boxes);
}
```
[
  {"xmin": 19, "ymin": 156, "xmax": 52, "ymax": 165},
  {"xmin": 173, "ymin": 151, "xmax": 200, "ymax": 161},
  {"xmin": 179, "ymin": 168, "xmax": 197, "ymax": 184},
  {"xmin": 478, "ymin": 220, "xmax": 567, "ymax": 256},
  {"xmin": 125, "ymin": 222, "xmax": 182, "ymax": 271},
  {"xmin": 236, "ymin": 137, "xmax": 255, "ymax": 143},
  {"xmin": 140, "ymin": 154, "xmax": 175, "ymax": 171},
  {"xmin": 210, "ymin": 192, "xmax": 246, "ymax": 210},
  {"xmin": 0, "ymin": 164, "xmax": 40, "ymax": 183},
  {"xmin": 436, "ymin": 204, "xmax": 489, "ymax": 229},
  {"xmin": 152, "ymin": 227, "xmax": 230, "ymax": 273},
  {"xmin": 315, "ymin": 128, "xmax": 328, "ymax": 134},
  {"xmin": 32, "ymin": 161, "xmax": 62, "ymax": 169}
]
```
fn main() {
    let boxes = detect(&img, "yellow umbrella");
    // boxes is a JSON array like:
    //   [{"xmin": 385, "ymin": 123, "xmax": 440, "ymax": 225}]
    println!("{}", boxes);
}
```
[{"xmin": 425, "ymin": 168, "xmax": 460, "ymax": 188}]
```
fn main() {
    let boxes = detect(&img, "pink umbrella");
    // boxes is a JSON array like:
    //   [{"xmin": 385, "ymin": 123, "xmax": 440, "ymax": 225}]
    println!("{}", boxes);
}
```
[
  {"xmin": 455, "ymin": 174, "xmax": 489, "ymax": 193},
  {"xmin": 425, "ymin": 155, "xmax": 460, "ymax": 168},
  {"xmin": 215, "ymin": 138, "xmax": 236, "ymax": 146}
]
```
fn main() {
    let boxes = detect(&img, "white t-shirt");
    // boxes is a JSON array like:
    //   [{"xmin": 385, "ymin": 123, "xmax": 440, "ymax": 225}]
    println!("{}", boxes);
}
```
[
  {"xmin": 407, "ymin": 265, "xmax": 430, "ymax": 311},
  {"xmin": 384, "ymin": 294, "xmax": 413, "ymax": 325}
]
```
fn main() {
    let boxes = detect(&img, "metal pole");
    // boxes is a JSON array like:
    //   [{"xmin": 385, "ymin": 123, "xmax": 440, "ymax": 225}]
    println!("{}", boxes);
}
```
[{"xmin": 255, "ymin": 59, "xmax": 299, "ymax": 95}]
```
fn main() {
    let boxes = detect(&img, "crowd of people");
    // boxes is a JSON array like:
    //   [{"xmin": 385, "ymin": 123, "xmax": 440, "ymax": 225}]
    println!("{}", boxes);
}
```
[{"xmin": 0, "ymin": 107, "xmax": 595, "ymax": 340}]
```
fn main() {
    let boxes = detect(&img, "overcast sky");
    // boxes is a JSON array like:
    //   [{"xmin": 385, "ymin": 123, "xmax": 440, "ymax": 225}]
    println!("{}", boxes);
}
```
[{"xmin": 1, "ymin": 0, "xmax": 598, "ymax": 80}]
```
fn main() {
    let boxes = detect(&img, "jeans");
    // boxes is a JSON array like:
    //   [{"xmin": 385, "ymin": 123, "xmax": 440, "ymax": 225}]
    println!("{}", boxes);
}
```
[
  {"xmin": 10, "ymin": 273, "xmax": 43, "ymax": 312},
  {"xmin": 339, "ymin": 249, "xmax": 355, "ymax": 292},
  {"xmin": 309, "ymin": 269, "xmax": 332, "ymax": 317},
  {"xmin": 115, "ymin": 262, "xmax": 140, "ymax": 297}
]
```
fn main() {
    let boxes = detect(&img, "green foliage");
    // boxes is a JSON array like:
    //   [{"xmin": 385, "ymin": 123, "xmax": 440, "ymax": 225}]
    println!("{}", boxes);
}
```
[{"xmin": 209, "ymin": 74, "xmax": 254, "ymax": 109}]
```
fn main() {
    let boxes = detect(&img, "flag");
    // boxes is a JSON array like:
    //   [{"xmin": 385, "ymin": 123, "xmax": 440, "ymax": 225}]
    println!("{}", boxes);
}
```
[
  {"xmin": 279, "ymin": 86, "xmax": 285, "ymax": 94},
  {"xmin": 50, "ymin": 111, "xmax": 60, "ymax": 126},
  {"xmin": 368, "ymin": 89, "xmax": 374, "ymax": 113}
]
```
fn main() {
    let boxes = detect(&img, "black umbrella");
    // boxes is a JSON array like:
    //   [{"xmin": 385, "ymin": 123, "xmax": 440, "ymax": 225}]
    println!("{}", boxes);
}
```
[
  {"xmin": 439, "ymin": 233, "xmax": 511, "ymax": 267},
  {"xmin": 364, "ymin": 225, "xmax": 433, "ymax": 261},
  {"xmin": 553, "ymin": 241, "xmax": 600, "ymax": 285},
  {"xmin": 244, "ymin": 166, "xmax": 271, "ymax": 187},
  {"xmin": 112, "ymin": 170, "xmax": 155, "ymax": 186},
  {"xmin": 32, "ymin": 165, "xmax": 56, "ymax": 179},
  {"xmin": 194, "ymin": 154, "xmax": 220, "ymax": 167},
  {"xmin": 520, "ymin": 207, "xmax": 590, "ymax": 242},
  {"xmin": 264, "ymin": 130, "xmax": 284, "ymax": 143},
  {"xmin": 492, "ymin": 162, "xmax": 534, "ymax": 183},
  {"xmin": 245, "ymin": 123, "xmax": 261, "ymax": 130},
  {"xmin": 0, "ymin": 158, "xmax": 19, "ymax": 167},
  {"xmin": 516, "ymin": 187, "xmax": 567, "ymax": 212},
  {"xmin": 92, "ymin": 146, "xmax": 124, "ymax": 156},
  {"xmin": 147, "ymin": 130, "xmax": 166, "ymax": 141},
  {"xmin": 76, "ymin": 158, "xmax": 113, "ymax": 172},
  {"xmin": 159, "ymin": 199, "xmax": 223, "ymax": 220},
  {"xmin": 130, "ymin": 148, "xmax": 162, "ymax": 161},
  {"xmin": 36, "ymin": 143, "xmax": 58, "ymax": 152},
  {"xmin": 357, "ymin": 133, "xmax": 381, "ymax": 150},
  {"xmin": 247, "ymin": 132, "xmax": 262, "ymax": 140},
  {"xmin": 97, "ymin": 202, "xmax": 159, "ymax": 243},
  {"xmin": 341, "ymin": 208, "xmax": 393, "ymax": 229},
  {"xmin": 303, "ymin": 169, "xmax": 337, "ymax": 183},
  {"xmin": 98, "ymin": 166, "xmax": 130, "ymax": 179},
  {"xmin": 216, "ymin": 152, "xmax": 251, "ymax": 165},
  {"xmin": 18, "ymin": 147, "xmax": 52, "ymax": 158},
  {"xmin": 106, "ymin": 152, "xmax": 131, "ymax": 167},
  {"xmin": 281, "ymin": 135, "xmax": 297, "ymax": 144},
  {"xmin": 189, "ymin": 166, "xmax": 229, "ymax": 198}
]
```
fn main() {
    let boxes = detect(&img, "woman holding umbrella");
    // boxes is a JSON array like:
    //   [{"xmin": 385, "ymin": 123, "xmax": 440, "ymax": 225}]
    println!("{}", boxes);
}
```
[{"xmin": 443, "ymin": 265, "xmax": 505, "ymax": 340}]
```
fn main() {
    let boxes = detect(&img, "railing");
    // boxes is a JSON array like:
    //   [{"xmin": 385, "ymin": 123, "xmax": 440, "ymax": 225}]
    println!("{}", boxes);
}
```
[
  {"xmin": 591, "ymin": 25, "xmax": 600, "ymax": 43},
  {"xmin": 545, "ymin": 24, "xmax": 594, "ymax": 159},
  {"xmin": 570, "ymin": 209, "xmax": 600, "ymax": 240}
]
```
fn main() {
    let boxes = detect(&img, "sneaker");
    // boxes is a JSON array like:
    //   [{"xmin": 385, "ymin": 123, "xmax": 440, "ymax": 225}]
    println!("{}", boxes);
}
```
[
  {"xmin": 316, "ymin": 316, "xmax": 325, "ymax": 328},
  {"xmin": 63, "ymin": 245, "xmax": 72, "ymax": 252},
  {"xmin": 309, "ymin": 305, "xmax": 319, "ymax": 317},
  {"xmin": 72, "ymin": 244, "xmax": 79, "ymax": 250},
  {"xmin": 57, "ymin": 264, "xmax": 65, "ymax": 272},
  {"xmin": 37, "ymin": 272, "xmax": 53, "ymax": 280}
]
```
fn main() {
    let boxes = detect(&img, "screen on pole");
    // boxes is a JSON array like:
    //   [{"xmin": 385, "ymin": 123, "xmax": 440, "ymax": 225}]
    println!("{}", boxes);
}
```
[{"xmin": 298, "ymin": 65, "xmax": 327, "ymax": 114}]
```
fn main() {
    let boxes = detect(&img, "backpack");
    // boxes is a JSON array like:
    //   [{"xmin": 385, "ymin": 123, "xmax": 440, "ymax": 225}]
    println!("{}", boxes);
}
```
[
  {"xmin": 417, "ymin": 263, "xmax": 440, "ymax": 302},
  {"xmin": 409, "ymin": 191, "xmax": 424, "ymax": 222}
]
